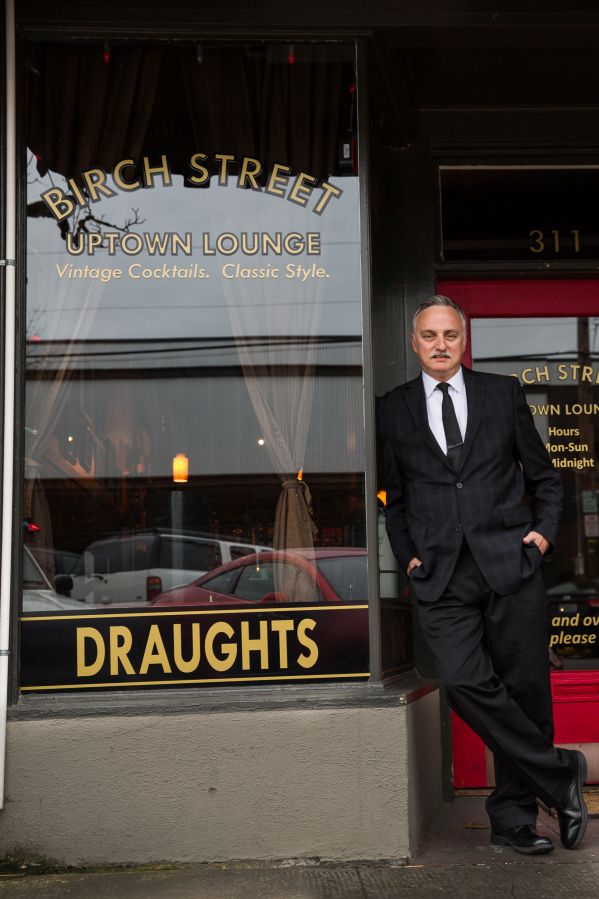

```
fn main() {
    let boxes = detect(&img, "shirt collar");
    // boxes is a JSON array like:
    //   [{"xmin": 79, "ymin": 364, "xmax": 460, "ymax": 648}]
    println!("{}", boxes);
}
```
[{"xmin": 421, "ymin": 366, "xmax": 465, "ymax": 399}]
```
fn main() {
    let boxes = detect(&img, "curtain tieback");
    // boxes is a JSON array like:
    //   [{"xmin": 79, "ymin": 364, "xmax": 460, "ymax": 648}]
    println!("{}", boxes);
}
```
[
  {"xmin": 273, "ymin": 479, "xmax": 318, "ymax": 550},
  {"xmin": 281, "ymin": 478, "xmax": 315, "ymax": 519}
]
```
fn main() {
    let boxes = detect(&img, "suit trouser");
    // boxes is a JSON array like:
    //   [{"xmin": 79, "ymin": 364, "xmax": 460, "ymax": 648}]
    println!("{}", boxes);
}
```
[{"xmin": 417, "ymin": 541, "xmax": 573, "ymax": 831}]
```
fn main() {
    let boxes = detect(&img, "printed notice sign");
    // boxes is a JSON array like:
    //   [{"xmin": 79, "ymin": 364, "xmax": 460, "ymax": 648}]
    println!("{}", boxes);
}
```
[{"xmin": 584, "ymin": 514, "xmax": 599, "ymax": 538}]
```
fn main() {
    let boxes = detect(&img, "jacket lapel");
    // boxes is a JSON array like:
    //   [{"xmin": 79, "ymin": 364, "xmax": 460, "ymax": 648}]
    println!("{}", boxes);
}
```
[
  {"xmin": 458, "ymin": 367, "xmax": 485, "ymax": 473},
  {"xmin": 403, "ymin": 376, "xmax": 456, "ymax": 472}
]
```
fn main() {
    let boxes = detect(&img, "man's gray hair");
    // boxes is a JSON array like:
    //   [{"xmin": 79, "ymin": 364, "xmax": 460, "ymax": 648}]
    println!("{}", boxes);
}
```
[{"xmin": 412, "ymin": 295, "xmax": 467, "ymax": 334}]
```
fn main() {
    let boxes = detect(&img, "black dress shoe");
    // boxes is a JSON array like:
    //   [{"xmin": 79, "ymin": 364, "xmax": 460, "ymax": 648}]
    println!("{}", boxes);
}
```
[
  {"xmin": 556, "ymin": 749, "xmax": 588, "ymax": 850},
  {"xmin": 491, "ymin": 825, "xmax": 554, "ymax": 855}
]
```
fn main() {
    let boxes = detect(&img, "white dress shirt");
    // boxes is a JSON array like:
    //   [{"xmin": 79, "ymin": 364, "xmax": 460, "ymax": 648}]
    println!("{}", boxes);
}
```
[{"xmin": 421, "ymin": 367, "xmax": 468, "ymax": 455}]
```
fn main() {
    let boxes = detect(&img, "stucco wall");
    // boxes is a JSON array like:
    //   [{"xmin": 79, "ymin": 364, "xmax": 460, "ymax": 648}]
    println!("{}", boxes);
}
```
[
  {"xmin": 0, "ymin": 692, "xmax": 441, "ymax": 865},
  {"xmin": 407, "ymin": 688, "xmax": 443, "ymax": 853}
]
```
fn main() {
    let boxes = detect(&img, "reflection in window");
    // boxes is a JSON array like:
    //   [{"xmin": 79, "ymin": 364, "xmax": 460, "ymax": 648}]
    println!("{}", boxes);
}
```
[
  {"xmin": 234, "ymin": 562, "xmax": 278, "ymax": 601},
  {"xmin": 472, "ymin": 316, "xmax": 599, "ymax": 672},
  {"xmin": 23, "ymin": 42, "xmax": 367, "ymax": 675},
  {"xmin": 234, "ymin": 560, "xmax": 323, "ymax": 604},
  {"xmin": 229, "ymin": 545, "xmax": 257, "ymax": 561},
  {"xmin": 201, "ymin": 568, "xmax": 239, "ymax": 595},
  {"xmin": 23, "ymin": 547, "xmax": 47, "ymax": 589},
  {"xmin": 317, "ymin": 555, "xmax": 368, "ymax": 602},
  {"xmin": 158, "ymin": 537, "xmax": 222, "ymax": 573},
  {"xmin": 72, "ymin": 537, "xmax": 155, "ymax": 576}
]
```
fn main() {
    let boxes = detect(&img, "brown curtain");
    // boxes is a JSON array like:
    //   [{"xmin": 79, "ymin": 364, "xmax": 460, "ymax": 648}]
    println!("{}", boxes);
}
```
[
  {"xmin": 180, "ymin": 48, "xmax": 260, "ymax": 160},
  {"xmin": 28, "ymin": 42, "xmax": 346, "ymax": 186},
  {"xmin": 180, "ymin": 44, "xmax": 343, "ymax": 181},
  {"xmin": 27, "ymin": 44, "xmax": 163, "ymax": 178},
  {"xmin": 259, "ymin": 44, "xmax": 342, "ymax": 179}
]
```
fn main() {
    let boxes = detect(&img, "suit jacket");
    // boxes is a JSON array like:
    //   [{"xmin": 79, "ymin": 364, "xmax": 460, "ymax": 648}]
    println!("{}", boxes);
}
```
[{"xmin": 379, "ymin": 366, "xmax": 563, "ymax": 602}]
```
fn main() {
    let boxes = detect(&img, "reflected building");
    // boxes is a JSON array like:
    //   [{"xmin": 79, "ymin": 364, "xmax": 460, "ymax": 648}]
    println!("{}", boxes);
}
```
[{"xmin": 24, "ymin": 334, "xmax": 366, "ymax": 603}]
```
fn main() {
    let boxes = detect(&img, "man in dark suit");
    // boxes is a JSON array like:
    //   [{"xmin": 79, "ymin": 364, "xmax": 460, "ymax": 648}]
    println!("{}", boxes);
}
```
[{"xmin": 379, "ymin": 295, "xmax": 587, "ymax": 855}]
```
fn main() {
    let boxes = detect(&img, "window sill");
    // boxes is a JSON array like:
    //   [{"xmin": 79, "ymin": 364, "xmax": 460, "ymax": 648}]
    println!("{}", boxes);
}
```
[{"xmin": 8, "ymin": 675, "xmax": 438, "ymax": 721}]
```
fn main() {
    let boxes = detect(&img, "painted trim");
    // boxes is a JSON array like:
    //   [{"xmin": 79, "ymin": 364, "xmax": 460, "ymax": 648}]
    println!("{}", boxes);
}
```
[{"xmin": 22, "ymin": 672, "xmax": 371, "ymax": 692}]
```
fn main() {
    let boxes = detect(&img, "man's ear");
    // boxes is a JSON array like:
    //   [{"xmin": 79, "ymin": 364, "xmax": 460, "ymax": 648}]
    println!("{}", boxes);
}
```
[{"xmin": 411, "ymin": 332, "xmax": 417, "ymax": 353}]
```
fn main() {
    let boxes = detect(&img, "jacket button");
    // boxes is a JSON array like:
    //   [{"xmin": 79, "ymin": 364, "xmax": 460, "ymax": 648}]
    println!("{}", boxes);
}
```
[
  {"xmin": 456, "ymin": 483, "xmax": 463, "ymax": 489},
  {"xmin": 456, "ymin": 525, "xmax": 462, "ymax": 532}
]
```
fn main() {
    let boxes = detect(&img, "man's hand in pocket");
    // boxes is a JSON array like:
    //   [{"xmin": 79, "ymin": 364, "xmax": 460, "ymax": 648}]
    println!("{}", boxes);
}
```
[
  {"xmin": 407, "ymin": 557, "xmax": 422, "ymax": 575},
  {"xmin": 523, "ymin": 531, "xmax": 549, "ymax": 555}
]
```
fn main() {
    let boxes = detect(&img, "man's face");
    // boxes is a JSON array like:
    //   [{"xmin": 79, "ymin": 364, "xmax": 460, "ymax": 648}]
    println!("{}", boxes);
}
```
[{"xmin": 411, "ymin": 306, "xmax": 466, "ymax": 381}]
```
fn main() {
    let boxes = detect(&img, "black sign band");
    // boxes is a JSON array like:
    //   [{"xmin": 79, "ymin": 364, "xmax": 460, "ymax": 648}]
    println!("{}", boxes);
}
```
[{"xmin": 21, "ymin": 604, "xmax": 369, "ymax": 692}]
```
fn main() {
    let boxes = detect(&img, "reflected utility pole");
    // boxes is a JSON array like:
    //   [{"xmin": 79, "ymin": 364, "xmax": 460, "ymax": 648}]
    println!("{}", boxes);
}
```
[{"xmin": 171, "ymin": 491, "xmax": 183, "ymax": 572}]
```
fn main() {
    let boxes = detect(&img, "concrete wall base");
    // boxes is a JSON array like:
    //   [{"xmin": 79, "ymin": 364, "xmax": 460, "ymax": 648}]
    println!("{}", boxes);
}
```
[{"xmin": 0, "ymin": 686, "xmax": 441, "ymax": 865}]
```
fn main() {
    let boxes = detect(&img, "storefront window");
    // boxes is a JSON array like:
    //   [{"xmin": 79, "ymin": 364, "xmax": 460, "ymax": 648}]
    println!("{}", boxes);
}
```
[
  {"xmin": 472, "ymin": 316, "xmax": 599, "ymax": 672},
  {"xmin": 21, "ymin": 42, "xmax": 368, "ymax": 691}
]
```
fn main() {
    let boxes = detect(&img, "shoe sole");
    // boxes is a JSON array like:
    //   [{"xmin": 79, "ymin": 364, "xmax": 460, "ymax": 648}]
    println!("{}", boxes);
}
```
[
  {"xmin": 566, "ymin": 750, "xmax": 588, "ymax": 851},
  {"xmin": 490, "ymin": 833, "xmax": 554, "ymax": 855}
]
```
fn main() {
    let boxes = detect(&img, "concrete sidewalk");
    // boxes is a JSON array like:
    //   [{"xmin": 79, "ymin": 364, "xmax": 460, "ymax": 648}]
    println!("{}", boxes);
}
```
[
  {"xmin": 0, "ymin": 864, "xmax": 599, "ymax": 898},
  {"xmin": 412, "ymin": 791, "xmax": 599, "ymax": 865}
]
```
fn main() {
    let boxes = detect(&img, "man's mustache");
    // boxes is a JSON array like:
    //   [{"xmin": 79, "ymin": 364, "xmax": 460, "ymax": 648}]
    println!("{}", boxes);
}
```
[{"xmin": 430, "ymin": 350, "xmax": 451, "ymax": 359}]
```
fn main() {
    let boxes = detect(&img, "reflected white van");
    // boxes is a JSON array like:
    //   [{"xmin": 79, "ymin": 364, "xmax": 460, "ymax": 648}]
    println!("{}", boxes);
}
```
[
  {"xmin": 23, "ymin": 546, "xmax": 85, "ymax": 613},
  {"xmin": 70, "ymin": 531, "xmax": 269, "ymax": 605}
]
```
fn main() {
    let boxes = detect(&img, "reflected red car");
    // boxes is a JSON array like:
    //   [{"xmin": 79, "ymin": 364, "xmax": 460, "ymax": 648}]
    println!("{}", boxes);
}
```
[{"xmin": 150, "ymin": 548, "xmax": 368, "ymax": 607}]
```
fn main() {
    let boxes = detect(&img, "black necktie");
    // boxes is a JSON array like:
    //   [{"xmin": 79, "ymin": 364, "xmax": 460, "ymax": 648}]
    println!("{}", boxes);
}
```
[{"xmin": 436, "ymin": 382, "xmax": 463, "ymax": 472}]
